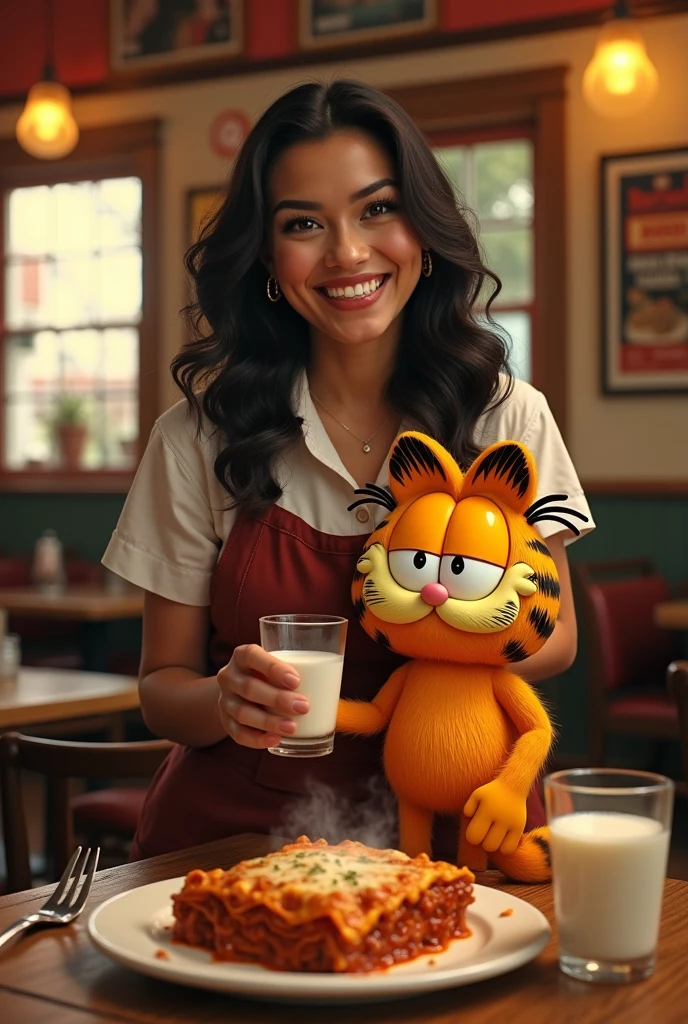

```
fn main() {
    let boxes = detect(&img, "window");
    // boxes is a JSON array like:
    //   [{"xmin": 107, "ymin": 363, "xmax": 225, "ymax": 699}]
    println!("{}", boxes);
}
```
[
  {"xmin": 434, "ymin": 131, "xmax": 534, "ymax": 381},
  {"xmin": 0, "ymin": 121, "xmax": 160, "ymax": 492}
]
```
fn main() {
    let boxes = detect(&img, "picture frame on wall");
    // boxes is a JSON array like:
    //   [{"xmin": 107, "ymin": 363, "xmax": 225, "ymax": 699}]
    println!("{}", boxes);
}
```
[
  {"xmin": 187, "ymin": 186, "xmax": 223, "ymax": 246},
  {"xmin": 601, "ymin": 147, "xmax": 688, "ymax": 394},
  {"xmin": 298, "ymin": 0, "xmax": 436, "ymax": 50},
  {"xmin": 110, "ymin": 1, "xmax": 243, "ymax": 73}
]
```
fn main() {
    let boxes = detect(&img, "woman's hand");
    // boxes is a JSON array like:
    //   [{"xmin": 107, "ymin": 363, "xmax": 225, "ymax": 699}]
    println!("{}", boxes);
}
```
[{"xmin": 218, "ymin": 644, "xmax": 310, "ymax": 748}]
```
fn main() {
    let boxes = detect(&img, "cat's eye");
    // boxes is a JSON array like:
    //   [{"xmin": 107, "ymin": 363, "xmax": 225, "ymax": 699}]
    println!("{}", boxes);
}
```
[
  {"xmin": 388, "ymin": 550, "xmax": 440, "ymax": 592},
  {"xmin": 439, "ymin": 555, "xmax": 504, "ymax": 601}
]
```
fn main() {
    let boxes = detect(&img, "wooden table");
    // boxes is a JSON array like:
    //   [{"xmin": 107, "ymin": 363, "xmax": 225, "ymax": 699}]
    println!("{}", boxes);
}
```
[
  {"xmin": 0, "ymin": 667, "xmax": 139, "ymax": 730},
  {"xmin": 0, "ymin": 834, "xmax": 686, "ymax": 1024},
  {"xmin": 0, "ymin": 585, "xmax": 144, "ymax": 672},
  {"xmin": 655, "ymin": 600, "xmax": 688, "ymax": 630}
]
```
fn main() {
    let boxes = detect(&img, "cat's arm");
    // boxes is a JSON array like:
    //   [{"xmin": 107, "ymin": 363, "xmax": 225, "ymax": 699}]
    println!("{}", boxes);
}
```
[
  {"xmin": 464, "ymin": 669, "xmax": 553, "ymax": 855},
  {"xmin": 336, "ymin": 662, "xmax": 410, "ymax": 735}
]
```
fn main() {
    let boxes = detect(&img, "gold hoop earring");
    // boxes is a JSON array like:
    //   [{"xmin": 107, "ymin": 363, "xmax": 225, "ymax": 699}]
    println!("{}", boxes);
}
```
[
  {"xmin": 266, "ymin": 276, "xmax": 281, "ymax": 302},
  {"xmin": 421, "ymin": 250, "xmax": 433, "ymax": 278}
]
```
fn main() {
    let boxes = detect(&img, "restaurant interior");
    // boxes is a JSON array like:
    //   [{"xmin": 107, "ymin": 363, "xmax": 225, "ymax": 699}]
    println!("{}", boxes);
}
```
[{"xmin": 0, "ymin": 0, "xmax": 687, "ymax": 934}]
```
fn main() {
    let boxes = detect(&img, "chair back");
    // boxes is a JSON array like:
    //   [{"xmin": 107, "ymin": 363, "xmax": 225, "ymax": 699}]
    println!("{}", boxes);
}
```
[
  {"xmin": 667, "ymin": 661, "xmax": 688, "ymax": 783},
  {"xmin": 573, "ymin": 558, "xmax": 681, "ymax": 693},
  {"xmin": 0, "ymin": 733, "xmax": 173, "ymax": 893}
]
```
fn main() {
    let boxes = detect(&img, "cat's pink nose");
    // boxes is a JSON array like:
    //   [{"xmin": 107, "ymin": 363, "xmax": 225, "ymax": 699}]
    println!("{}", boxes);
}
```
[{"xmin": 421, "ymin": 582, "xmax": 449, "ymax": 607}]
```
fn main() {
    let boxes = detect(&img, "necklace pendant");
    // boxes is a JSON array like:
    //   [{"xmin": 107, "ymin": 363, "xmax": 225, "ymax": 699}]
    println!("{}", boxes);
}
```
[{"xmin": 363, "ymin": 443, "xmax": 371, "ymax": 453}]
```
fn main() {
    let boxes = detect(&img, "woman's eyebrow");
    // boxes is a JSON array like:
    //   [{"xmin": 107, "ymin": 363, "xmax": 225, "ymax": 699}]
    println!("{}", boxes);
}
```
[{"xmin": 272, "ymin": 178, "xmax": 398, "ymax": 215}]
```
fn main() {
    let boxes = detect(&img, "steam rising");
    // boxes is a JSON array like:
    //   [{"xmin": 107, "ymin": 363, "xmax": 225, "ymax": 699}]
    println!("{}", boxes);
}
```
[{"xmin": 276, "ymin": 776, "xmax": 398, "ymax": 850}]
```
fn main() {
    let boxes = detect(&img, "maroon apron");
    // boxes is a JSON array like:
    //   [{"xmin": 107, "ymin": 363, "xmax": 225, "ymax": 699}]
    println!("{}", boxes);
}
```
[{"xmin": 130, "ymin": 504, "xmax": 545, "ymax": 862}]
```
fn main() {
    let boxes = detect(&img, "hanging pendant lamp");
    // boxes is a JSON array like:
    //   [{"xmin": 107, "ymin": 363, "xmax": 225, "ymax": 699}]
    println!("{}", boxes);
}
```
[
  {"xmin": 16, "ymin": 0, "xmax": 79, "ymax": 159},
  {"xmin": 582, "ymin": 0, "xmax": 659, "ymax": 118}
]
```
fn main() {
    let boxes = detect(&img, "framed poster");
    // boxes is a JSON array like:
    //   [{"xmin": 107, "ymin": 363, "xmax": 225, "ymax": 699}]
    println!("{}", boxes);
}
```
[
  {"xmin": 187, "ymin": 186, "xmax": 223, "ymax": 245},
  {"xmin": 299, "ymin": 0, "xmax": 436, "ymax": 49},
  {"xmin": 110, "ymin": 1, "xmax": 243, "ymax": 73},
  {"xmin": 601, "ymin": 148, "xmax": 688, "ymax": 394}
]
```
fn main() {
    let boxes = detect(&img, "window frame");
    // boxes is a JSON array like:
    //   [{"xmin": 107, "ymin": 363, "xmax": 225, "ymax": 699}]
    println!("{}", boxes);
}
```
[
  {"xmin": 0, "ymin": 120, "xmax": 161, "ymax": 493},
  {"xmin": 387, "ymin": 66, "xmax": 568, "ymax": 436}
]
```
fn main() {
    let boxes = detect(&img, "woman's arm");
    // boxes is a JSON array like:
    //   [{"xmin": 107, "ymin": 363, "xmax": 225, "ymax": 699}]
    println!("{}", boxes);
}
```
[
  {"xmin": 516, "ymin": 534, "xmax": 578, "ymax": 683},
  {"xmin": 138, "ymin": 592, "xmax": 311, "ymax": 748}
]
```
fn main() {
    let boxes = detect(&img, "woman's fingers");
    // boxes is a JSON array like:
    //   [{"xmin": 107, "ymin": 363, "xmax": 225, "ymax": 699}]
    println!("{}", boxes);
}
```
[
  {"xmin": 217, "ymin": 645, "xmax": 311, "ymax": 747},
  {"xmin": 220, "ymin": 694, "xmax": 297, "ymax": 739},
  {"xmin": 235, "ymin": 644, "xmax": 301, "ymax": 689}
]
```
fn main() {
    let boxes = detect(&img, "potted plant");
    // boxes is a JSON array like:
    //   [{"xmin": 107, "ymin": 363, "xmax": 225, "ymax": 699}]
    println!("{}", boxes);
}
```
[{"xmin": 50, "ymin": 394, "xmax": 89, "ymax": 470}]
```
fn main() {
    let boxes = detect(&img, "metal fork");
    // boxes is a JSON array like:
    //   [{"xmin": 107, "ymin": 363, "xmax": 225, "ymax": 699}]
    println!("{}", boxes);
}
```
[{"xmin": 0, "ymin": 846, "xmax": 100, "ymax": 952}]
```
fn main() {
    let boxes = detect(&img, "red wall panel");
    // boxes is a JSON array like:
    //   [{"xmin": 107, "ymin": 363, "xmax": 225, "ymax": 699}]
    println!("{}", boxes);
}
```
[{"xmin": 442, "ymin": 0, "xmax": 608, "ymax": 32}]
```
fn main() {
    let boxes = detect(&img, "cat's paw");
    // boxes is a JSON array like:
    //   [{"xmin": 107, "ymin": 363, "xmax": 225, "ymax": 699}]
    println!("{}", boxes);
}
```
[{"xmin": 463, "ymin": 781, "xmax": 527, "ymax": 855}]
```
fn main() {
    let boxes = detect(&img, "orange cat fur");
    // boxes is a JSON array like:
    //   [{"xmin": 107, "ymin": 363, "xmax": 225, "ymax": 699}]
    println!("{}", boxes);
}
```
[{"xmin": 336, "ymin": 432, "xmax": 587, "ymax": 882}]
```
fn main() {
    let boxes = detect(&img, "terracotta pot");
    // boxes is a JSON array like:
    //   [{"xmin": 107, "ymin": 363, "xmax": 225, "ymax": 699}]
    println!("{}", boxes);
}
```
[{"xmin": 56, "ymin": 423, "xmax": 88, "ymax": 469}]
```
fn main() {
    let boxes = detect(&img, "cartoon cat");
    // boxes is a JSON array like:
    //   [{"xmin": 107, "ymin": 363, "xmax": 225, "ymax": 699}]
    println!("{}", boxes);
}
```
[{"xmin": 336, "ymin": 432, "xmax": 587, "ymax": 882}]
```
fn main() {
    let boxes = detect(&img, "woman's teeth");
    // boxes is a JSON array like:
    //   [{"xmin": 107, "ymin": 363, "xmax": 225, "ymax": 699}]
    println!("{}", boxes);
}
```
[{"xmin": 323, "ymin": 277, "xmax": 384, "ymax": 299}]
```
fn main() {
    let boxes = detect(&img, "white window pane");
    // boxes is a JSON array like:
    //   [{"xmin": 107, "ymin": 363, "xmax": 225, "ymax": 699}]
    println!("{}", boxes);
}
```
[
  {"xmin": 474, "ymin": 140, "xmax": 533, "ymax": 223},
  {"xmin": 61, "ymin": 329, "xmax": 102, "ymax": 389},
  {"xmin": 5, "ymin": 330, "xmax": 61, "ymax": 396},
  {"xmin": 7, "ymin": 186, "xmax": 51, "ymax": 255},
  {"xmin": 4, "ymin": 395, "xmax": 54, "ymax": 468},
  {"xmin": 489, "ymin": 311, "xmax": 532, "ymax": 382},
  {"xmin": 97, "ymin": 177, "xmax": 142, "ymax": 248},
  {"xmin": 54, "ymin": 181, "xmax": 95, "ymax": 253},
  {"xmin": 480, "ymin": 228, "xmax": 533, "ymax": 305},
  {"xmin": 97, "ymin": 249, "xmax": 142, "ymax": 322},
  {"xmin": 6, "ymin": 258, "xmax": 50, "ymax": 329},
  {"xmin": 52, "ymin": 257, "xmax": 97, "ymax": 327},
  {"xmin": 103, "ymin": 327, "xmax": 139, "ymax": 383}
]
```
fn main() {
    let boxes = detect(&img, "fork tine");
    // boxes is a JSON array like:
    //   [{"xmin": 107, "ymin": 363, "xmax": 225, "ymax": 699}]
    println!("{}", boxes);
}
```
[
  {"xmin": 57, "ymin": 846, "xmax": 90, "ymax": 909},
  {"xmin": 68, "ymin": 847, "xmax": 100, "ymax": 915},
  {"xmin": 43, "ymin": 846, "xmax": 83, "ymax": 909}
]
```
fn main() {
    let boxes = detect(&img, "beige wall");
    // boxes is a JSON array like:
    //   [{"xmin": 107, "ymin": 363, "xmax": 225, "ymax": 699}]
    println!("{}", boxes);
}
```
[{"xmin": 2, "ymin": 13, "xmax": 687, "ymax": 482}]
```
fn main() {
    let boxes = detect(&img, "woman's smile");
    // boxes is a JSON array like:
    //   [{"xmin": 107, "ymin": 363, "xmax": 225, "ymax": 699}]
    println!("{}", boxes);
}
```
[{"xmin": 315, "ymin": 272, "xmax": 391, "ymax": 311}]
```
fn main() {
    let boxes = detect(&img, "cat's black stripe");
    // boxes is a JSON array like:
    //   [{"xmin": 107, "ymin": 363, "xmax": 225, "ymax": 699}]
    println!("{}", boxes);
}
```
[
  {"xmin": 472, "ymin": 444, "xmax": 529, "ymax": 499},
  {"xmin": 390, "ymin": 435, "xmax": 446, "ymax": 485},
  {"xmin": 502, "ymin": 639, "xmax": 530, "ymax": 662},
  {"xmin": 377, "ymin": 520, "xmax": 390, "ymax": 529},
  {"xmin": 536, "ymin": 573, "xmax": 560, "ymax": 599},
  {"xmin": 353, "ymin": 597, "xmax": 366, "ymax": 621},
  {"xmin": 529, "ymin": 605, "xmax": 556, "ymax": 641},
  {"xmin": 374, "ymin": 629, "xmax": 392, "ymax": 649},
  {"xmin": 352, "ymin": 569, "xmax": 363, "ymax": 582},
  {"xmin": 533, "ymin": 834, "xmax": 551, "ymax": 867},
  {"xmin": 526, "ymin": 538, "xmax": 552, "ymax": 558}
]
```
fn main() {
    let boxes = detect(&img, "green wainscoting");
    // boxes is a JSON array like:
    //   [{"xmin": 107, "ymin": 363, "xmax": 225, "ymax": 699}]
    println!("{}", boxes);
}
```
[{"xmin": 1, "ymin": 491, "xmax": 686, "ymax": 759}]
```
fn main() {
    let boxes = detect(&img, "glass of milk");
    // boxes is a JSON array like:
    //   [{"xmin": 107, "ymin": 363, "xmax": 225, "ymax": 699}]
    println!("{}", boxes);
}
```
[
  {"xmin": 259, "ymin": 614, "xmax": 347, "ymax": 758},
  {"xmin": 544, "ymin": 768, "xmax": 674, "ymax": 984}
]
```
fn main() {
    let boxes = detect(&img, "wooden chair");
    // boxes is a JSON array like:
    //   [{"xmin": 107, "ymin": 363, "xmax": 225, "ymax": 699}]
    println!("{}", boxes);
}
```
[
  {"xmin": 667, "ymin": 661, "xmax": 688, "ymax": 785},
  {"xmin": 571, "ymin": 558, "xmax": 683, "ymax": 767},
  {"xmin": 0, "ymin": 733, "xmax": 173, "ymax": 893}
]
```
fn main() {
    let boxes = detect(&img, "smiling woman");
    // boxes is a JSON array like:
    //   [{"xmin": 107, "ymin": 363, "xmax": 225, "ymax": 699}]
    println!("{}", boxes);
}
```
[{"xmin": 101, "ymin": 80, "xmax": 594, "ymax": 865}]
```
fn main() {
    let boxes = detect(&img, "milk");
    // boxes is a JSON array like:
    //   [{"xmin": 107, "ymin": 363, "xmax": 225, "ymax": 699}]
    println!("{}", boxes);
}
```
[
  {"xmin": 271, "ymin": 650, "xmax": 344, "ymax": 738},
  {"xmin": 549, "ymin": 812, "xmax": 670, "ymax": 961}
]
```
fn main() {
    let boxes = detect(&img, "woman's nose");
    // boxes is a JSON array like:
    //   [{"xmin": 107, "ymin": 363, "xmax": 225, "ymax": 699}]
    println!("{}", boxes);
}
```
[
  {"xmin": 325, "ymin": 227, "xmax": 369, "ymax": 268},
  {"xmin": 421, "ymin": 583, "xmax": 449, "ymax": 607}
]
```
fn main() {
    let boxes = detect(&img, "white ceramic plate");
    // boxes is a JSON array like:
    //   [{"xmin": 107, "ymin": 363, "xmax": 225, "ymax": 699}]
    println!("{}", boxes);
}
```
[{"xmin": 88, "ymin": 878, "xmax": 550, "ymax": 1004}]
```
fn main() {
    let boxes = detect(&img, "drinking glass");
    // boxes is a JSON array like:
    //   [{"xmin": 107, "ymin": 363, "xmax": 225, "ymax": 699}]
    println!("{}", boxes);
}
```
[
  {"xmin": 259, "ymin": 614, "xmax": 348, "ymax": 758},
  {"xmin": 544, "ymin": 768, "xmax": 674, "ymax": 984}
]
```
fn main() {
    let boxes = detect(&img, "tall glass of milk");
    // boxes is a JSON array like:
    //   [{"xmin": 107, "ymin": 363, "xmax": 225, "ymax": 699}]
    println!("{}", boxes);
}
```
[
  {"xmin": 259, "ymin": 614, "xmax": 347, "ymax": 758},
  {"xmin": 544, "ymin": 768, "xmax": 674, "ymax": 984}
]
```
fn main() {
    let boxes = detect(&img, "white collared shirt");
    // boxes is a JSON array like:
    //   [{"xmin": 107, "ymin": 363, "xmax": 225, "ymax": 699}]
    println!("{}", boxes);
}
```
[{"xmin": 102, "ymin": 373, "xmax": 594, "ymax": 606}]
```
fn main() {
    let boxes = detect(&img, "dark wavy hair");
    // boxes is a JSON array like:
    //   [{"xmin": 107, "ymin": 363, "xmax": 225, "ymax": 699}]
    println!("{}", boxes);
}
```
[{"xmin": 173, "ymin": 79, "xmax": 512, "ymax": 514}]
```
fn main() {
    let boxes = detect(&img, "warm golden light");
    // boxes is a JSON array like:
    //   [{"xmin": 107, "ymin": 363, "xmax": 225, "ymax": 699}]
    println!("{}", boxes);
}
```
[
  {"xmin": 583, "ymin": 19, "xmax": 658, "ymax": 118},
  {"xmin": 16, "ymin": 81, "xmax": 79, "ymax": 159}
]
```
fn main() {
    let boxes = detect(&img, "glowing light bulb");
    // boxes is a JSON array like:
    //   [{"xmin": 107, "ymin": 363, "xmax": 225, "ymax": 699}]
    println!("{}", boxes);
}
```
[
  {"xmin": 16, "ymin": 81, "xmax": 79, "ymax": 159},
  {"xmin": 583, "ymin": 18, "xmax": 658, "ymax": 118}
]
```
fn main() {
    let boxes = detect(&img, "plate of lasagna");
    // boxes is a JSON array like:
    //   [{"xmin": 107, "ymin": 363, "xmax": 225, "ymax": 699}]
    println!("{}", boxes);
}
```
[{"xmin": 88, "ymin": 836, "xmax": 550, "ymax": 1003}]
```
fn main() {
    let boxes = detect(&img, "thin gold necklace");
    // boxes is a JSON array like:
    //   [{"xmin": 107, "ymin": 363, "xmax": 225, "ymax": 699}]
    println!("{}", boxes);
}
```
[{"xmin": 310, "ymin": 392, "xmax": 389, "ymax": 453}]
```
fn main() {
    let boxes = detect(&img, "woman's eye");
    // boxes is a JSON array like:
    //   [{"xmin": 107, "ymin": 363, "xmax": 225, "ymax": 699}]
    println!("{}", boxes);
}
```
[
  {"xmin": 388, "ymin": 550, "xmax": 440, "ymax": 592},
  {"xmin": 281, "ymin": 217, "xmax": 320, "ymax": 234},
  {"xmin": 363, "ymin": 199, "xmax": 399, "ymax": 219},
  {"xmin": 439, "ymin": 555, "xmax": 504, "ymax": 601}
]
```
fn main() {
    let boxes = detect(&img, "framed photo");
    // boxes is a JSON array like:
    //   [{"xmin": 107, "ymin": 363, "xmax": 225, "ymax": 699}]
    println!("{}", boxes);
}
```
[
  {"xmin": 110, "ymin": 1, "xmax": 243, "ymax": 73},
  {"xmin": 298, "ymin": 0, "xmax": 436, "ymax": 50},
  {"xmin": 187, "ymin": 186, "xmax": 223, "ymax": 246},
  {"xmin": 601, "ymin": 148, "xmax": 688, "ymax": 394}
]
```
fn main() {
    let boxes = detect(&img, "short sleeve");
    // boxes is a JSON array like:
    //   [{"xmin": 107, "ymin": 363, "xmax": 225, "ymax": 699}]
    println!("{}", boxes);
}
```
[
  {"xmin": 520, "ymin": 391, "xmax": 595, "ymax": 546},
  {"xmin": 102, "ymin": 419, "xmax": 223, "ymax": 605}
]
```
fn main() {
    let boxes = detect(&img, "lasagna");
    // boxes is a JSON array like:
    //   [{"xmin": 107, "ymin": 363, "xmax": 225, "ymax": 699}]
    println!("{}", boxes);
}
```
[{"xmin": 171, "ymin": 835, "xmax": 474, "ymax": 973}]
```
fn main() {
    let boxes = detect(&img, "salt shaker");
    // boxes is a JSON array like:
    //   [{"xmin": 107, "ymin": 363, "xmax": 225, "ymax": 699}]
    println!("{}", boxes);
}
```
[{"xmin": 32, "ymin": 528, "xmax": 66, "ymax": 594}]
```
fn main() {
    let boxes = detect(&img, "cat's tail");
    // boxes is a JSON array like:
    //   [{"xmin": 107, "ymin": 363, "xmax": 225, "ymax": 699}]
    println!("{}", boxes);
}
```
[{"xmin": 489, "ymin": 826, "xmax": 551, "ymax": 882}]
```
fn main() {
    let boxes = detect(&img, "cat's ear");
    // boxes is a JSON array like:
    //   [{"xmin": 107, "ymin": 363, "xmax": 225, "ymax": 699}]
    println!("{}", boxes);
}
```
[
  {"xmin": 462, "ymin": 441, "xmax": 537, "ymax": 513},
  {"xmin": 388, "ymin": 432, "xmax": 463, "ymax": 505}
]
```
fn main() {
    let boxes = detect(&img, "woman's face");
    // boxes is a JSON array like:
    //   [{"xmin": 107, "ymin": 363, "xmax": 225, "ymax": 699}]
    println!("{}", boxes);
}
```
[{"xmin": 266, "ymin": 130, "xmax": 423, "ymax": 347}]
